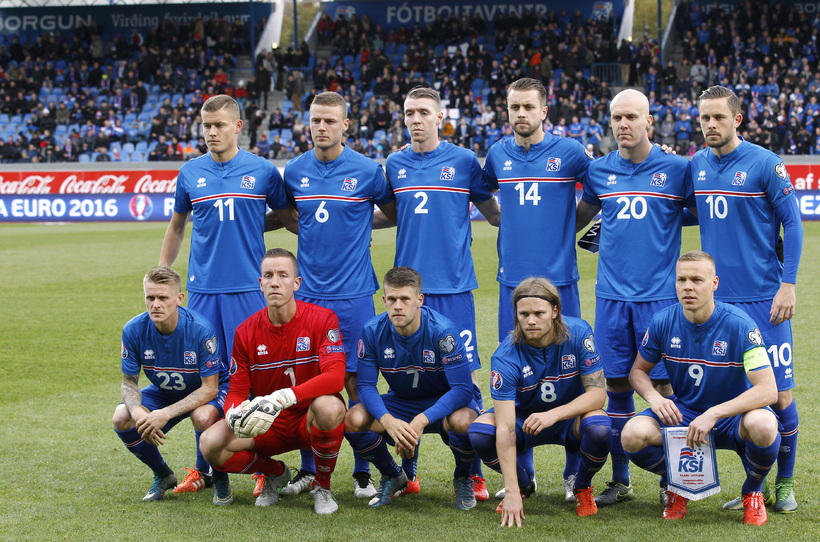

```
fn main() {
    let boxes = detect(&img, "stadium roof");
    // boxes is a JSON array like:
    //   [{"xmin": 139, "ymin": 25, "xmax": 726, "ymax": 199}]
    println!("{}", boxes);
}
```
[{"xmin": 0, "ymin": 0, "xmax": 255, "ymax": 7}]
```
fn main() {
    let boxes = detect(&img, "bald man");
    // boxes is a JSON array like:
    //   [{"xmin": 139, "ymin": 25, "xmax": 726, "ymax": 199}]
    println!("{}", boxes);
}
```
[{"xmin": 576, "ymin": 89, "xmax": 695, "ymax": 506}]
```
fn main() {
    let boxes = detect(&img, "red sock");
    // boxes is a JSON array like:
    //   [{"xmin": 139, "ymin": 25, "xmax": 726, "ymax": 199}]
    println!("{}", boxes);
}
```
[
  {"xmin": 310, "ymin": 422, "xmax": 344, "ymax": 489},
  {"xmin": 217, "ymin": 451, "xmax": 285, "ymax": 476}
]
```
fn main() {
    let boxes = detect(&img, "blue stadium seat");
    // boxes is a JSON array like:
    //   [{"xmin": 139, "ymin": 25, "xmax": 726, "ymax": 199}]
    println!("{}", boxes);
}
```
[
  {"xmin": 280, "ymin": 129, "xmax": 293, "ymax": 142},
  {"xmin": 120, "ymin": 151, "xmax": 131, "ymax": 162},
  {"xmin": 122, "ymin": 142, "xmax": 135, "ymax": 154},
  {"xmin": 0, "ymin": 113, "xmax": 8, "ymax": 123},
  {"xmin": 135, "ymin": 141, "xmax": 148, "ymax": 153},
  {"xmin": 78, "ymin": 153, "xmax": 90, "ymax": 162},
  {"xmin": 109, "ymin": 141, "xmax": 122, "ymax": 153}
]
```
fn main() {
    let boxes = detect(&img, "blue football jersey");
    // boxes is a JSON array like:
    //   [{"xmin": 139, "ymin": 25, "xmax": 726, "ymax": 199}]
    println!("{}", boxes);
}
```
[
  {"xmin": 386, "ymin": 141, "xmax": 492, "ymax": 294},
  {"xmin": 174, "ymin": 149, "xmax": 288, "ymax": 293},
  {"xmin": 639, "ymin": 302, "xmax": 770, "ymax": 411},
  {"xmin": 583, "ymin": 146, "xmax": 690, "ymax": 301},
  {"xmin": 483, "ymin": 135, "xmax": 591, "ymax": 286},
  {"xmin": 357, "ymin": 306, "xmax": 474, "ymax": 424},
  {"xmin": 284, "ymin": 146, "xmax": 393, "ymax": 299},
  {"xmin": 121, "ymin": 306, "xmax": 228, "ymax": 402},
  {"xmin": 688, "ymin": 140, "xmax": 799, "ymax": 301},
  {"xmin": 489, "ymin": 317, "xmax": 602, "ymax": 416}
]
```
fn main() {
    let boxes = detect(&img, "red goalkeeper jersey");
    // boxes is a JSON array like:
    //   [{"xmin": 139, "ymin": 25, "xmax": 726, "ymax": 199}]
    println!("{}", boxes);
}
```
[{"xmin": 226, "ymin": 300, "xmax": 345, "ymax": 412}]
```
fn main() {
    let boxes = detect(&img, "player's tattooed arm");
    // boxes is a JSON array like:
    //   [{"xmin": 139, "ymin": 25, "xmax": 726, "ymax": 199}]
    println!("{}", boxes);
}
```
[
  {"xmin": 581, "ymin": 369, "xmax": 606, "ymax": 390},
  {"xmin": 121, "ymin": 373, "xmax": 143, "ymax": 413}
]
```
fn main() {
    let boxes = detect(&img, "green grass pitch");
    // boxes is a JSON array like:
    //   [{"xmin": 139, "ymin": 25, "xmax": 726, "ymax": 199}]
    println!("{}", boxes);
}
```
[{"xmin": 0, "ymin": 221, "xmax": 817, "ymax": 541}]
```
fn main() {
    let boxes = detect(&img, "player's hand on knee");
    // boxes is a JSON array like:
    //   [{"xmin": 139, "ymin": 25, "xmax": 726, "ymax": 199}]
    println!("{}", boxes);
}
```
[
  {"xmin": 649, "ymin": 396, "xmax": 682, "ymax": 427},
  {"xmin": 226, "ymin": 400, "xmax": 253, "ymax": 437}
]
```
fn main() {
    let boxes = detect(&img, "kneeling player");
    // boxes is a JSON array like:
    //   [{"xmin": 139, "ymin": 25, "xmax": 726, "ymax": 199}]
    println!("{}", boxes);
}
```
[
  {"xmin": 468, "ymin": 277, "xmax": 610, "ymax": 527},
  {"xmin": 112, "ymin": 266, "xmax": 229, "ymax": 502},
  {"xmin": 344, "ymin": 267, "xmax": 480, "ymax": 510},
  {"xmin": 198, "ymin": 249, "xmax": 346, "ymax": 514},
  {"xmin": 621, "ymin": 251, "xmax": 779, "ymax": 526}
]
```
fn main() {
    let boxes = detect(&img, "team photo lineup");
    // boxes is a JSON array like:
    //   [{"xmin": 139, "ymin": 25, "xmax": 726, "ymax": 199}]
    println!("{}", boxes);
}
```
[{"xmin": 116, "ymin": 61, "xmax": 803, "ymax": 530}]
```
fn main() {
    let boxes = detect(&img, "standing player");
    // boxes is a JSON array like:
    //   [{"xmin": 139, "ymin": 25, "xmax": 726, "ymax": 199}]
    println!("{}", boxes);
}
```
[
  {"xmin": 688, "ymin": 86, "xmax": 803, "ymax": 513},
  {"xmin": 575, "ymin": 89, "xmax": 691, "ymax": 506},
  {"xmin": 381, "ymin": 86, "xmax": 500, "ymax": 499},
  {"xmin": 198, "ymin": 248, "xmax": 347, "ymax": 514},
  {"xmin": 159, "ymin": 95, "xmax": 294, "ymax": 499},
  {"xmin": 112, "ymin": 266, "xmax": 229, "ymax": 502},
  {"xmin": 468, "ymin": 277, "xmax": 610, "ymax": 526},
  {"xmin": 622, "ymin": 251, "xmax": 779, "ymax": 526},
  {"xmin": 344, "ymin": 267, "xmax": 480, "ymax": 510},
  {"xmin": 483, "ymin": 77, "xmax": 591, "ymax": 500},
  {"xmin": 275, "ymin": 91, "xmax": 396, "ymax": 498}
]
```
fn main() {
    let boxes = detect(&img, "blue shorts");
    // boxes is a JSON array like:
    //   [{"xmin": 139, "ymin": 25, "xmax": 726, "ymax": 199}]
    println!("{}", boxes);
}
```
[
  {"xmin": 139, "ymin": 383, "xmax": 227, "ymax": 433},
  {"xmin": 188, "ymin": 290, "xmax": 265, "ymax": 365},
  {"xmin": 635, "ymin": 401, "xmax": 768, "ymax": 453},
  {"xmin": 379, "ymin": 392, "xmax": 481, "ymax": 440},
  {"xmin": 484, "ymin": 407, "xmax": 576, "ymax": 451},
  {"xmin": 729, "ymin": 300, "xmax": 795, "ymax": 391},
  {"xmin": 498, "ymin": 282, "xmax": 581, "ymax": 342},
  {"xmin": 595, "ymin": 297, "xmax": 675, "ymax": 380},
  {"xmin": 297, "ymin": 293, "xmax": 375, "ymax": 372},
  {"xmin": 424, "ymin": 291, "xmax": 481, "ymax": 370}
]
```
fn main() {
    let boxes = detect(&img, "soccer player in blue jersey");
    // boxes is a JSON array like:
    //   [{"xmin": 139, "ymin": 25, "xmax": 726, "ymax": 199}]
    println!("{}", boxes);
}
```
[
  {"xmin": 344, "ymin": 267, "xmax": 480, "ymax": 510},
  {"xmin": 575, "ymin": 89, "xmax": 692, "ymax": 506},
  {"xmin": 468, "ymin": 277, "xmax": 610, "ymax": 526},
  {"xmin": 159, "ymin": 95, "xmax": 294, "ymax": 498},
  {"xmin": 379, "ymin": 86, "xmax": 500, "ymax": 500},
  {"xmin": 689, "ymin": 86, "xmax": 803, "ymax": 513},
  {"xmin": 276, "ymin": 91, "xmax": 396, "ymax": 498},
  {"xmin": 112, "ymin": 266, "xmax": 229, "ymax": 502},
  {"xmin": 484, "ymin": 77, "xmax": 591, "ymax": 502},
  {"xmin": 621, "ymin": 251, "xmax": 779, "ymax": 526}
]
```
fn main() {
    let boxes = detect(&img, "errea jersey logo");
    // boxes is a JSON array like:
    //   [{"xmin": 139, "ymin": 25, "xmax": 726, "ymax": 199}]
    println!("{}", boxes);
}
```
[
  {"xmin": 397, "ymin": 168, "xmax": 407, "ymax": 179},
  {"xmin": 503, "ymin": 160, "xmax": 512, "ymax": 171}
]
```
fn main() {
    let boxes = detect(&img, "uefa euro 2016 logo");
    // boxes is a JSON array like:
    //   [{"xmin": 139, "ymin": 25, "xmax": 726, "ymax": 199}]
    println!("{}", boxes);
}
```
[
  {"xmin": 129, "ymin": 194, "xmax": 153, "ymax": 220},
  {"xmin": 678, "ymin": 447, "xmax": 705, "ymax": 473}
]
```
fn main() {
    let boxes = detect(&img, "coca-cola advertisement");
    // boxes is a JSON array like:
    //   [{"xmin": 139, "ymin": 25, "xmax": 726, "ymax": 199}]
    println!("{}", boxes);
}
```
[{"xmin": 0, "ymin": 169, "xmax": 179, "ymax": 196}]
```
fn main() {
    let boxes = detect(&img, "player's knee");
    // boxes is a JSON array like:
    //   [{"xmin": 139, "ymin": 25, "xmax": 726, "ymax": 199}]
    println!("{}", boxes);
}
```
[
  {"xmin": 310, "ymin": 395, "xmax": 345, "ymax": 429},
  {"xmin": 343, "ymin": 402, "xmax": 370, "ymax": 432},
  {"xmin": 580, "ymin": 412, "xmax": 611, "ymax": 443},
  {"xmin": 742, "ymin": 409, "xmax": 779, "ymax": 447},
  {"xmin": 190, "ymin": 405, "xmax": 220, "ymax": 431},
  {"xmin": 199, "ymin": 423, "xmax": 229, "ymax": 462},
  {"xmin": 112, "ymin": 404, "xmax": 133, "ymax": 431},
  {"xmin": 445, "ymin": 407, "xmax": 478, "ymax": 433},
  {"xmin": 621, "ymin": 417, "xmax": 653, "ymax": 453}
]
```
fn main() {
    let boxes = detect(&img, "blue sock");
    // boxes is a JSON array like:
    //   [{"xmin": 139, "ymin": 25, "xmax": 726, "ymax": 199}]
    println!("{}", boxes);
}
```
[
  {"xmin": 116, "ymin": 428, "xmax": 171, "ymax": 477},
  {"xmin": 344, "ymin": 431, "xmax": 401, "ymax": 477},
  {"xmin": 299, "ymin": 449, "xmax": 317, "ymax": 474},
  {"xmin": 774, "ymin": 399, "xmax": 798, "ymax": 479},
  {"xmin": 348, "ymin": 400, "xmax": 371, "ymax": 474},
  {"xmin": 471, "ymin": 454, "xmax": 484, "ymax": 478},
  {"xmin": 626, "ymin": 445, "xmax": 666, "ymax": 477},
  {"xmin": 448, "ymin": 431, "xmax": 475, "ymax": 479},
  {"xmin": 468, "ymin": 422, "xmax": 531, "ymax": 489},
  {"xmin": 742, "ymin": 434, "xmax": 780, "ymax": 494},
  {"xmin": 468, "ymin": 423, "xmax": 497, "ymax": 469},
  {"xmin": 401, "ymin": 444, "xmax": 419, "ymax": 479},
  {"xmin": 575, "ymin": 415, "xmax": 611, "ymax": 489},
  {"xmin": 606, "ymin": 390, "xmax": 635, "ymax": 484},
  {"xmin": 194, "ymin": 429, "xmax": 209, "ymax": 473}
]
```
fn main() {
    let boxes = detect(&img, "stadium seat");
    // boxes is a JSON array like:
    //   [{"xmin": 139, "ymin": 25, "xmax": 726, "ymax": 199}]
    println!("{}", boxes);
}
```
[
  {"xmin": 78, "ymin": 153, "xmax": 91, "ymax": 162},
  {"xmin": 122, "ymin": 142, "xmax": 135, "ymax": 155}
]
